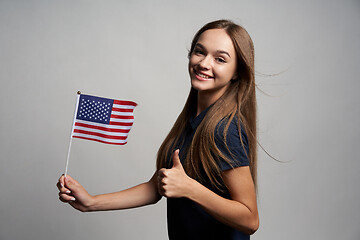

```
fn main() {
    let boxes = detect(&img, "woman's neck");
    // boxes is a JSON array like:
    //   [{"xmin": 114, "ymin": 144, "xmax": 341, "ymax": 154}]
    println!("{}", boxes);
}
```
[{"xmin": 196, "ymin": 90, "xmax": 223, "ymax": 116}]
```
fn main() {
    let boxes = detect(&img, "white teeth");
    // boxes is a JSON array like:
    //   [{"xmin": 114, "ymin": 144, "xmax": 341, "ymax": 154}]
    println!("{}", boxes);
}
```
[{"xmin": 197, "ymin": 72, "xmax": 210, "ymax": 78}]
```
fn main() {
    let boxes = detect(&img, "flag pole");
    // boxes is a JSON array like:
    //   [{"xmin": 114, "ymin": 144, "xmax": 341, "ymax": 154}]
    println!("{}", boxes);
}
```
[{"xmin": 64, "ymin": 91, "xmax": 81, "ymax": 177}]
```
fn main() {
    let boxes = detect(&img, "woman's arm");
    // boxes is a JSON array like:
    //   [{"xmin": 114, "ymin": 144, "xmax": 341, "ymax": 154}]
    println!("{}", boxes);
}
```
[
  {"xmin": 157, "ymin": 150, "xmax": 259, "ymax": 235},
  {"xmin": 57, "ymin": 172, "xmax": 162, "ymax": 212},
  {"xmin": 188, "ymin": 167, "xmax": 259, "ymax": 235}
]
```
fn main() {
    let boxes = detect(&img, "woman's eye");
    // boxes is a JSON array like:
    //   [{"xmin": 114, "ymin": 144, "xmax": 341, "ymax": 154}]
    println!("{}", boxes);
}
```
[
  {"xmin": 216, "ymin": 57, "xmax": 226, "ymax": 63},
  {"xmin": 193, "ymin": 49, "xmax": 204, "ymax": 55}
]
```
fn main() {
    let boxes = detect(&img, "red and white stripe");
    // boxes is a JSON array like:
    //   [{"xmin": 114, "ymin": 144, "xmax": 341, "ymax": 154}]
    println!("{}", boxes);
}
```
[{"xmin": 72, "ymin": 100, "xmax": 137, "ymax": 145}]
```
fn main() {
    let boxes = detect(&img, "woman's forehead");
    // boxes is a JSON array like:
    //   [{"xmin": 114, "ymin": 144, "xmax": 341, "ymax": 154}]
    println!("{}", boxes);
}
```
[{"xmin": 196, "ymin": 29, "xmax": 235, "ymax": 56}]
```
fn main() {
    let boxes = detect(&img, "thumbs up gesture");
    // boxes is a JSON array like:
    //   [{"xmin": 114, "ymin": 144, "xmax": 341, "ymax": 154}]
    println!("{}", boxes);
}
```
[{"xmin": 157, "ymin": 149, "xmax": 194, "ymax": 198}]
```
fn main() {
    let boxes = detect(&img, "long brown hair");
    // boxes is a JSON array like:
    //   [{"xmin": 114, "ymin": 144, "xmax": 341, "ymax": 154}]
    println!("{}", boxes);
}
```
[{"xmin": 156, "ymin": 19, "xmax": 257, "ymax": 192}]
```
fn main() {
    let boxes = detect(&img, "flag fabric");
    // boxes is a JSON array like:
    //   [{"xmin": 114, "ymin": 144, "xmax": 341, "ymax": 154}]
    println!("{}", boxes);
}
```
[{"xmin": 72, "ymin": 94, "xmax": 137, "ymax": 145}]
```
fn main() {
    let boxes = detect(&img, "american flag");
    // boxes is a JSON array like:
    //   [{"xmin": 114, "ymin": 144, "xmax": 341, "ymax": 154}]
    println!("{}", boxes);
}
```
[{"xmin": 72, "ymin": 94, "xmax": 137, "ymax": 145}]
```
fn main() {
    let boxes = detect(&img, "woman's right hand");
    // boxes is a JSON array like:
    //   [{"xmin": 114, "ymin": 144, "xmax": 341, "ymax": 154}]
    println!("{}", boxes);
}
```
[{"xmin": 57, "ymin": 175, "xmax": 95, "ymax": 212}]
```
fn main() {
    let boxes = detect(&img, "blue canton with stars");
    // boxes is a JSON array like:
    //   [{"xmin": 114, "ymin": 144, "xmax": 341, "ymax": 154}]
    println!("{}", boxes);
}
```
[{"xmin": 76, "ymin": 94, "xmax": 114, "ymax": 124}]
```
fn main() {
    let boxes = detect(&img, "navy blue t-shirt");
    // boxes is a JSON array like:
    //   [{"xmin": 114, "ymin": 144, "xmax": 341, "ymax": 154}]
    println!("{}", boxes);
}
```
[{"xmin": 167, "ymin": 106, "xmax": 250, "ymax": 240}]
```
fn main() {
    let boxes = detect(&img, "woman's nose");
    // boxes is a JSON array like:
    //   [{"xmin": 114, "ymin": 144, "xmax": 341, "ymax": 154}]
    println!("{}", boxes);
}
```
[{"xmin": 198, "ymin": 56, "xmax": 211, "ymax": 69}]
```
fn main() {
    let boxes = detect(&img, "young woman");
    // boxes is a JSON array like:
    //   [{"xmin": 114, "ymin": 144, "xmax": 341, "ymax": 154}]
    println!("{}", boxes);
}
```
[{"xmin": 57, "ymin": 19, "xmax": 259, "ymax": 240}]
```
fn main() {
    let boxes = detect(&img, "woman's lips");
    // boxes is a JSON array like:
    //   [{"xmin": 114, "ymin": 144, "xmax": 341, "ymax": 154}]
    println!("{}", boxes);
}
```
[{"xmin": 194, "ymin": 71, "xmax": 213, "ymax": 81}]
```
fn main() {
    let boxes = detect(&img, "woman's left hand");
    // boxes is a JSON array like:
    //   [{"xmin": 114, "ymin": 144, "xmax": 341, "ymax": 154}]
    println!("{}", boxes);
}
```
[{"xmin": 157, "ymin": 149, "xmax": 194, "ymax": 198}]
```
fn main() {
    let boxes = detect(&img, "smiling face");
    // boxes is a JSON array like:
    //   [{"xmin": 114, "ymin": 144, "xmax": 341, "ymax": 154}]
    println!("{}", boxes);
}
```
[{"xmin": 188, "ymin": 28, "xmax": 237, "ymax": 100}]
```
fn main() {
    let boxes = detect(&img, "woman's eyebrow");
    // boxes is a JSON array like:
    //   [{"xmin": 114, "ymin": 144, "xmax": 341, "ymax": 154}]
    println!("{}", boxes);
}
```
[
  {"xmin": 194, "ymin": 43, "xmax": 205, "ymax": 50},
  {"xmin": 217, "ymin": 50, "xmax": 231, "ymax": 58},
  {"xmin": 195, "ymin": 43, "xmax": 231, "ymax": 58}
]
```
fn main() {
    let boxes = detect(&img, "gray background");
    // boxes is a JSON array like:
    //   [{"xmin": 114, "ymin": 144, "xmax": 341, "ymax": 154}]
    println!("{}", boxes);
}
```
[{"xmin": 0, "ymin": 0, "xmax": 359, "ymax": 239}]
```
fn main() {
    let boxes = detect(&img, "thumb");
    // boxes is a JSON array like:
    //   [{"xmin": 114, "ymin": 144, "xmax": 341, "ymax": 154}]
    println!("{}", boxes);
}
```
[
  {"xmin": 172, "ymin": 149, "xmax": 183, "ymax": 169},
  {"xmin": 64, "ymin": 175, "xmax": 78, "ymax": 192}
]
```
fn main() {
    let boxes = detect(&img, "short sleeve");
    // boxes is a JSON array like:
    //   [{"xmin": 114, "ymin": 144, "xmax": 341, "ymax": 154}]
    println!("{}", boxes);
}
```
[{"xmin": 214, "ymin": 118, "xmax": 250, "ymax": 171}]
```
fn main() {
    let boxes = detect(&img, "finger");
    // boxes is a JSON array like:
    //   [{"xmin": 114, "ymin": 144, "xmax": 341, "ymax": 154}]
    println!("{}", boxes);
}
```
[
  {"xmin": 56, "ymin": 181, "xmax": 62, "ymax": 190},
  {"xmin": 58, "ymin": 174, "xmax": 65, "ymax": 188},
  {"xmin": 157, "ymin": 174, "xmax": 165, "ymax": 195},
  {"xmin": 58, "ymin": 191, "xmax": 73, "ymax": 198},
  {"xmin": 157, "ymin": 183, "xmax": 165, "ymax": 196},
  {"xmin": 64, "ymin": 175, "xmax": 78, "ymax": 191},
  {"xmin": 171, "ymin": 149, "xmax": 182, "ymax": 169},
  {"xmin": 157, "ymin": 174, "xmax": 165, "ymax": 186},
  {"xmin": 57, "ymin": 176, "xmax": 70, "ymax": 192},
  {"xmin": 57, "ymin": 182, "xmax": 71, "ymax": 193},
  {"xmin": 59, "ymin": 192, "xmax": 76, "ymax": 202},
  {"xmin": 157, "ymin": 168, "xmax": 167, "ymax": 178}
]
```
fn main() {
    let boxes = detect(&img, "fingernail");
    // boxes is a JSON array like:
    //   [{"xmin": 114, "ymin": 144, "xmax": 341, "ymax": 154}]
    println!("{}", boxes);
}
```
[
  {"xmin": 66, "ymin": 190, "xmax": 71, "ymax": 194},
  {"xmin": 60, "ymin": 183, "xmax": 64, "ymax": 188},
  {"xmin": 70, "ymin": 197, "xmax": 76, "ymax": 201}
]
